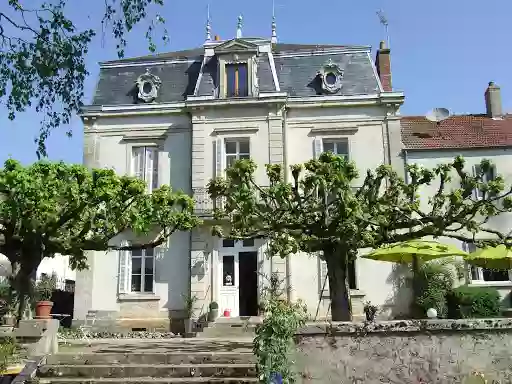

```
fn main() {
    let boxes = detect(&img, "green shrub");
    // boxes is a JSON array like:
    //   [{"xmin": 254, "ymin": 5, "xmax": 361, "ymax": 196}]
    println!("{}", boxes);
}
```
[
  {"xmin": 446, "ymin": 286, "xmax": 501, "ymax": 319},
  {"xmin": 414, "ymin": 258, "xmax": 464, "ymax": 318}
]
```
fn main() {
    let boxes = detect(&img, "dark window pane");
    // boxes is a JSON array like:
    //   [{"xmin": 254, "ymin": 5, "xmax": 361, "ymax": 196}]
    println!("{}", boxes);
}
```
[
  {"xmin": 145, "ymin": 248, "xmax": 154, "ymax": 257},
  {"xmin": 144, "ymin": 275, "xmax": 154, "ymax": 293},
  {"xmin": 223, "ymin": 255, "xmax": 235, "ymax": 286},
  {"xmin": 239, "ymin": 140, "xmax": 250, "ymax": 154},
  {"xmin": 237, "ymin": 64, "xmax": 248, "ymax": 97},
  {"xmin": 226, "ymin": 65, "xmax": 236, "ymax": 97},
  {"xmin": 348, "ymin": 260, "xmax": 357, "ymax": 289},
  {"xmin": 238, "ymin": 154, "xmax": 250, "ymax": 160},
  {"xmin": 132, "ymin": 249, "xmax": 143, "ymax": 257},
  {"xmin": 223, "ymin": 239, "xmax": 235, "ymax": 248},
  {"xmin": 242, "ymin": 238, "xmax": 254, "ymax": 247},
  {"xmin": 325, "ymin": 72, "xmax": 337, "ymax": 85},
  {"xmin": 131, "ymin": 257, "xmax": 142, "ymax": 274},
  {"xmin": 323, "ymin": 141, "xmax": 334, "ymax": 153},
  {"xmin": 471, "ymin": 266, "xmax": 480, "ymax": 281},
  {"xmin": 335, "ymin": 140, "xmax": 349, "ymax": 156},
  {"xmin": 131, "ymin": 275, "xmax": 141, "ymax": 292},
  {"xmin": 483, "ymin": 269, "xmax": 509, "ymax": 281},
  {"xmin": 225, "ymin": 141, "xmax": 237, "ymax": 154},
  {"xmin": 145, "ymin": 257, "xmax": 154, "ymax": 274}
]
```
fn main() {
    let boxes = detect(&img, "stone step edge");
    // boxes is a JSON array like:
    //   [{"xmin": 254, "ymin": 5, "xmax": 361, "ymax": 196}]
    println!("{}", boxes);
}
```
[
  {"xmin": 52, "ymin": 351, "xmax": 254, "ymax": 356},
  {"xmin": 39, "ymin": 378, "xmax": 259, "ymax": 383},
  {"xmin": 42, "ymin": 363, "xmax": 256, "ymax": 369}
]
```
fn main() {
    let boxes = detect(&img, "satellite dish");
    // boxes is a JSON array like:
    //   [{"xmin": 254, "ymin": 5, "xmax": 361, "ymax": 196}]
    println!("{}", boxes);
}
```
[{"xmin": 425, "ymin": 107, "xmax": 450, "ymax": 122}]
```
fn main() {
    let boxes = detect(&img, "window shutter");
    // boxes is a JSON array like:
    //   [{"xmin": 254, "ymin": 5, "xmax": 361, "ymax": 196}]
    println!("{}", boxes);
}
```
[
  {"xmin": 118, "ymin": 249, "xmax": 130, "ymax": 294},
  {"xmin": 132, "ymin": 147, "xmax": 144, "ymax": 180},
  {"xmin": 215, "ymin": 138, "xmax": 225, "ymax": 177},
  {"xmin": 313, "ymin": 138, "xmax": 323, "ymax": 159},
  {"xmin": 150, "ymin": 148, "xmax": 159, "ymax": 191},
  {"xmin": 318, "ymin": 255, "xmax": 330, "ymax": 298}
]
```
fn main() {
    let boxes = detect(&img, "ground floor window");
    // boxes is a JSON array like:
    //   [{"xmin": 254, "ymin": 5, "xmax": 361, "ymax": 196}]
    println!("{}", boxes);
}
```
[
  {"xmin": 464, "ymin": 242, "xmax": 510, "ymax": 283},
  {"xmin": 119, "ymin": 248, "xmax": 155, "ymax": 294},
  {"xmin": 319, "ymin": 258, "xmax": 357, "ymax": 298}
]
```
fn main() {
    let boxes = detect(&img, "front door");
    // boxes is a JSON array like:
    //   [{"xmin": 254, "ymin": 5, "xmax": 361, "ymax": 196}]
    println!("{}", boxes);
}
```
[{"xmin": 219, "ymin": 252, "xmax": 240, "ymax": 317}]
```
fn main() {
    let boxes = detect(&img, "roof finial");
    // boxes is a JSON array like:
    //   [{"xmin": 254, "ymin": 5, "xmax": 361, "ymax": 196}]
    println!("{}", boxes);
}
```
[
  {"xmin": 271, "ymin": 0, "xmax": 277, "ymax": 44},
  {"xmin": 236, "ymin": 14, "xmax": 243, "ymax": 38},
  {"xmin": 205, "ymin": 3, "xmax": 211, "ymax": 41}
]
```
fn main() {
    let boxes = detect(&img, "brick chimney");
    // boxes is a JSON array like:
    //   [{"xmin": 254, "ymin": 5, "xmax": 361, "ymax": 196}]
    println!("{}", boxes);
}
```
[
  {"xmin": 485, "ymin": 81, "xmax": 502, "ymax": 117},
  {"xmin": 376, "ymin": 41, "xmax": 392, "ymax": 92}
]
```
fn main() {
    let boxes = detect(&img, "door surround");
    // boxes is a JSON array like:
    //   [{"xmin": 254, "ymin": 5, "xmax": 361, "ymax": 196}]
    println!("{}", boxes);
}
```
[{"xmin": 216, "ymin": 238, "xmax": 262, "ymax": 318}]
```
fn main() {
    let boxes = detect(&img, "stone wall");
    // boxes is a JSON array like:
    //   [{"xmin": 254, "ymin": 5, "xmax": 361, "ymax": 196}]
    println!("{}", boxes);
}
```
[{"xmin": 294, "ymin": 319, "xmax": 512, "ymax": 383}]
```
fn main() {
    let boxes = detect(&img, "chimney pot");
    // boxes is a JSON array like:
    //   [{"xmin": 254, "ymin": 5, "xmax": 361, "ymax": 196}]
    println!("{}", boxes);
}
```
[
  {"xmin": 485, "ymin": 81, "xmax": 502, "ymax": 117},
  {"xmin": 376, "ymin": 42, "xmax": 392, "ymax": 92},
  {"xmin": 214, "ymin": 35, "xmax": 221, "ymax": 41}
]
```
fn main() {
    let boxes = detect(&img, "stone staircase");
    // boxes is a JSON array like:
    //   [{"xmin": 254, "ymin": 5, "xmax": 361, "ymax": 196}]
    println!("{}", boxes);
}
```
[{"xmin": 37, "ymin": 339, "xmax": 257, "ymax": 384}]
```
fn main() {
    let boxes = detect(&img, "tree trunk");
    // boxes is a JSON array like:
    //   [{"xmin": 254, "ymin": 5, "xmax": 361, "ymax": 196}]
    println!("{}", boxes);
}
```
[{"xmin": 325, "ymin": 249, "xmax": 352, "ymax": 321}]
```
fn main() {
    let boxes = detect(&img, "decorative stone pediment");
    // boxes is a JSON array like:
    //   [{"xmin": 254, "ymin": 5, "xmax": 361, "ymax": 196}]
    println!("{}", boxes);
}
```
[
  {"xmin": 318, "ymin": 59, "xmax": 344, "ymax": 94},
  {"xmin": 215, "ymin": 38, "xmax": 258, "ymax": 54},
  {"xmin": 135, "ymin": 69, "xmax": 162, "ymax": 103}
]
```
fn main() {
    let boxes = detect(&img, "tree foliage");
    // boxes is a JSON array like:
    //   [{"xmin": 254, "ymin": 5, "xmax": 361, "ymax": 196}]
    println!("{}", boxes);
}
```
[
  {"xmin": 0, "ymin": 0, "xmax": 168, "ymax": 157},
  {"xmin": 208, "ymin": 153, "xmax": 512, "ymax": 320},
  {"xmin": 0, "ymin": 159, "xmax": 199, "ymax": 319}
]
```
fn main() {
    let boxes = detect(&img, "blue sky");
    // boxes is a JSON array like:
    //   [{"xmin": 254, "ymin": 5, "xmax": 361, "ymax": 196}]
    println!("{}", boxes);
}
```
[{"xmin": 0, "ymin": 0, "xmax": 510, "ymax": 165}]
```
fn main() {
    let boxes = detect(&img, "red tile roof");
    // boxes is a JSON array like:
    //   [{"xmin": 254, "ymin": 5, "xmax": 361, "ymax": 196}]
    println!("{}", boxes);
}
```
[{"xmin": 401, "ymin": 115, "xmax": 512, "ymax": 150}]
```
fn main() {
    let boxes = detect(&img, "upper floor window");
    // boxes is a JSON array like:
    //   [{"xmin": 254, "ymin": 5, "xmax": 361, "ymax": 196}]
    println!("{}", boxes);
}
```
[
  {"xmin": 132, "ymin": 146, "xmax": 159, "ymax": 192},
  {"xmin": 473, "ymin": 163, "xmax": 496, "ymax": 200},
  {"xmin": 225, "ymin": 139, "xmax": 250, "ymax": 168},
  {"xmin": 323, "ymin": 139, "xmax": 349, "ymax": 159},
  {"xmin": 226, "ymin": 63, "xmax": 248, "ymax": 97}
]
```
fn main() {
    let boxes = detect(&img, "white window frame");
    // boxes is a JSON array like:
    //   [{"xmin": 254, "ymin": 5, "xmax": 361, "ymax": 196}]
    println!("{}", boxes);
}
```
[
  {"xmin": 472, "ymin": 164, "xmax": 496, "ymax": 200},
  {"xmin": 322, "ymin": 139, "xmax": 349, "ymax": 159},
  {"xmin": 318, "ymin": 256, "xmax": 357, "ymax": 298},
  {"xmin": 118, "ymin": 248, "xmax": 156, "ymax": 294},
  {"xmin": 131, "ymin": 146, "xmax": 159, "ymax": 193},
  {"xmin": 464, "ymin": 242, "xmax": 512, "ymax": 285},
  {"xmin": 224, "ymin": 138, "xmax": 250, "ymax": 169}
]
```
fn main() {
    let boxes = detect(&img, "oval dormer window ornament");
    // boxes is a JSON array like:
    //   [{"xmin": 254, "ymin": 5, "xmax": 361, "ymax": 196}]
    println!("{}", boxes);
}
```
[
  {"xmin": 135, "ymin": 69, "xmax": 162, "ymax": 102},
  {"xmin": 319, "ymin": 59, "xmax": 343, "ymax": 94}
]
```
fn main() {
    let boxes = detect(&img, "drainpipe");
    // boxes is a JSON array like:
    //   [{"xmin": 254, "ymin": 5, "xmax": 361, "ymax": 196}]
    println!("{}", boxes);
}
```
[
  {"xmin": 282, "ymin": 105, "xmax": 292, "ymax": 303},
  {"xmin": 403, "ymin": 149, "xmax": 409, "ymax": 184}
]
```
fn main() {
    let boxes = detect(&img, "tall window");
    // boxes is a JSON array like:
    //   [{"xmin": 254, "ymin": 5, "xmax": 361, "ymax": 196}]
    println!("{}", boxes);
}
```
[
  {"xmin": 225, "ymin": 139, "xmax": 250, "ymax": 168},
  {"xmin": 130, "ymin": 248, "xmax": 155, "ymax": 293},
  {"xmin": 473, "ymin": 164, "xmax": 496, "ymax": 200},
  {"xmin": 319, "ymin": 258, "xmax": 357, "ymax": 298},
  {"xmin": 465, "ymin": 242, "xmax": 509, "ymax": 283},
  {"xmin": 226, "ymin": 63, "xmax": 248, "ymax": 97},
  {"xmin": 132, "ymin": 147, "xmax": 159, "ymax": 192},
  {"xmin": 323, "ymin": 139, "xmax": 349, "ymax": 159}
]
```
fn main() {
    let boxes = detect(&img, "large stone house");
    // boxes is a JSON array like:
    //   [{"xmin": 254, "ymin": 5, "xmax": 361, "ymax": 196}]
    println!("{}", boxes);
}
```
[
  {"xmin": 74, "ymin": 21, "xmax": 408, "ymax": 329},
  {"xmin": 401, "ymin": 82, "xmax": 512, "ymax": 305}
]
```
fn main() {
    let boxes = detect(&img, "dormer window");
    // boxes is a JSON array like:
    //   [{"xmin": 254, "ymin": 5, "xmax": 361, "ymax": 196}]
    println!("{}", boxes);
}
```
[{"xmin": 226, "ymin": 63, "xmax": 248, "ymax": 97}]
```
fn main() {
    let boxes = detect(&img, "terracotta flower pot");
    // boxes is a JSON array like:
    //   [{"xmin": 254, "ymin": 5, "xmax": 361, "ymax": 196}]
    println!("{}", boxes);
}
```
[{"xmin": 35, "ymin": 301, "xmax": 53, "ymax": 319}]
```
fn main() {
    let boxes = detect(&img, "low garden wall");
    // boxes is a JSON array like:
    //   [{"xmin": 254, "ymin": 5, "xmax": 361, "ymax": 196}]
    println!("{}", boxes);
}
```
[{"xmin": 294, "ymin": 319, "xmax": 512, "ymax": 383}]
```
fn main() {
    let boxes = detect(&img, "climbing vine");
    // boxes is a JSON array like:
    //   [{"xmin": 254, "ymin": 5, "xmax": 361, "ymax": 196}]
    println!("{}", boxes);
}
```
[{"xmin": 253, "ymin": 275, "xmax": 307, "ymax": 384}]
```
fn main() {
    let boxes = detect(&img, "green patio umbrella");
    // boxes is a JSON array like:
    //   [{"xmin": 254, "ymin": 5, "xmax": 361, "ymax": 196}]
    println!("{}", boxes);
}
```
[
  {"xmin": 464, "ymin": 244, "xmax": 512, "ymax": 270},
  {"xmin": 362, "ymin": 240, "xmax": 469, "ymax": 264},
  {"xmin": 362, "ymin": 240, "xmax": 469, "ymax": 317}
]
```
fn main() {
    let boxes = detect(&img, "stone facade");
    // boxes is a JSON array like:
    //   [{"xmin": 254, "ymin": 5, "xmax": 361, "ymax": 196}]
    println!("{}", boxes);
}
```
[{"xmin": 295, "ymin": 319, "xmax": 512, "ymax": 383}]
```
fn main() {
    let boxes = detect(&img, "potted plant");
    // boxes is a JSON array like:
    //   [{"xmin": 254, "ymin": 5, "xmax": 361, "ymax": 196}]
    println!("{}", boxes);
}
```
[
  {"xmin": 363, "ymin": 301, "xmax": 378, "ymax": 322},
  {"xmin": 208, "ymin": 301, "xmax": 219, "ymax": 322},
  {"xmin": 34, "ymin": 274, "xmax": 56, "ymax": 319},
  {"xmin": 182, "ymin": 294, "xmax": 197, "ymax": 336}
]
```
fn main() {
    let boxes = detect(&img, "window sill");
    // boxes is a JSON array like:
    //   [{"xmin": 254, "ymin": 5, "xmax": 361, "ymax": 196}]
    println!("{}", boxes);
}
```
[
  {"xmin": 118, "ymin": 293, "xmax": 160, "ymax": 302},
  {"xmin": 468, "ymin": 281, "xmax": 512, "ymax": 289}
]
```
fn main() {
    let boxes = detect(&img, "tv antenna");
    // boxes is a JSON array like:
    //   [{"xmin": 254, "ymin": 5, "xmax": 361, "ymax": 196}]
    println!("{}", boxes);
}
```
[
  {"xmin": 425, "ymin": 108, "xmax": 451, "ymax": 124},
  {"xmin": 376, "ymin": 10, "xmax": 390, "ymax": 48}
]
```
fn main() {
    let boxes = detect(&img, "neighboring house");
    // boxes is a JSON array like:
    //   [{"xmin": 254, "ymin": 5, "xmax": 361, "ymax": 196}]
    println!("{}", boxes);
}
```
[
  {"xmin": 74, "ymin": 19, "xmax": 406, "ymax": 329},
  {"xmin": 402, "ymin": 81, "xmax": 512, "ymax": 304}
]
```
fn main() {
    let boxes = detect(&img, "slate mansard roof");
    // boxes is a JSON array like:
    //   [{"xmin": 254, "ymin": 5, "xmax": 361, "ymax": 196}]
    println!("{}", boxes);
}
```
[{"xmin": 91, "ymin": 40, "xmax": 382, "ymax": 106}]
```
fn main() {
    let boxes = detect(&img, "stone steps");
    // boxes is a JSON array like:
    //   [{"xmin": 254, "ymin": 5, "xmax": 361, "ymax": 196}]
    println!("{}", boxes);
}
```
[
  {"xmin": 38, "ymin": 364, "xmax": 257, "ymax": 379},
  {"xmin": 39, "ymin": 378, "xmax": 258, "ymax": 384},
  {"xmin": 38, "ymin": 339, "xmax": 257, "ymax": 384},
  {"xmin": 47, "ymin": 352, "xmax": 255, "ymax": 365}
]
